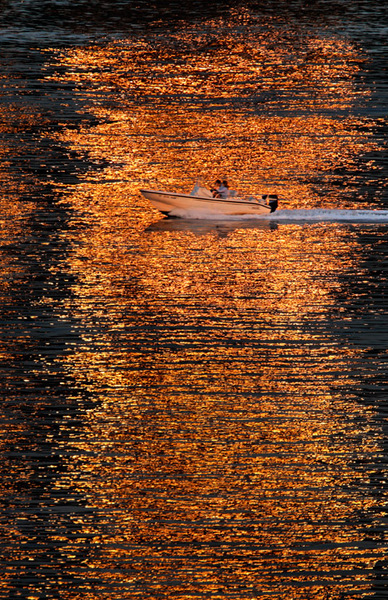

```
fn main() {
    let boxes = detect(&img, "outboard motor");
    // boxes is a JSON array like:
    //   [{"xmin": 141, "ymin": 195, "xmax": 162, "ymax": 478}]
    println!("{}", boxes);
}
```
[{"xmin": 268, "ymin": 194, "xmax": 278, "ymax": 213}]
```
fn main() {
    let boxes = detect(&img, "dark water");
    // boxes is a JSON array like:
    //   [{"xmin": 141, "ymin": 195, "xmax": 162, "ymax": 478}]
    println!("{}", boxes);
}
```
[{"xmin": 0, "ymin": 2, "xmax": 387, "ymax": 599}]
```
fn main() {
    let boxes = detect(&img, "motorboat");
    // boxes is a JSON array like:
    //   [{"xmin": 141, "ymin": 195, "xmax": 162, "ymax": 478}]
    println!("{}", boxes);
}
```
[{"xmin": 140, "ymin": 184, "xmax": 278, "ymax": 217}]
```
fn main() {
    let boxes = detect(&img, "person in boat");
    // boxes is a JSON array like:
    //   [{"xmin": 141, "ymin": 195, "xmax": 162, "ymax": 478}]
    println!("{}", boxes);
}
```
[
  {"xmin": 222, "ymin": 180, "xmax": 230, "ymax": 198},
  {"xmin": 211, "ymin": 179, "xmax": 222, "ymax": 197},
  {"xmin": 211, "ymin": 179, "xmax": 228, "ymax": 199}
]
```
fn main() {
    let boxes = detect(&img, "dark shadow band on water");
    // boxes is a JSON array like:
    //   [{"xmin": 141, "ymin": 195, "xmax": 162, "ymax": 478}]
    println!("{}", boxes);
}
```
[{"xmin": 146, "ymin": 217, "xmax": 279, "ymax": 236}]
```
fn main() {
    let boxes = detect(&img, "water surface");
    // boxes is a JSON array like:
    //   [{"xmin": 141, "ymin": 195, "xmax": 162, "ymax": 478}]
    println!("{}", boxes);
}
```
[{"xmin": 0, "ymin": 1, "xmax": 387, "ymax": 599}]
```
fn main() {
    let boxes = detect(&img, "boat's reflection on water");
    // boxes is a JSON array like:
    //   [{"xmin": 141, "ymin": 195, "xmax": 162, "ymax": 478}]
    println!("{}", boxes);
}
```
[{"xmin": 146, "ymin": 216, "xmax": 279, "ymax": 236}]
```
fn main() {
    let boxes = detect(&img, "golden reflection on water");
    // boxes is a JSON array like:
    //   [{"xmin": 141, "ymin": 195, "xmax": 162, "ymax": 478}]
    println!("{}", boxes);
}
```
[{"xmin": 32, "ymin": 22, "xmax": 388, "ymax": 588}]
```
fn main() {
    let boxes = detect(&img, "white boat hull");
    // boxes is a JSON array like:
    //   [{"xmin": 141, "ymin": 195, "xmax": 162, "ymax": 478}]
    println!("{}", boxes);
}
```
[{"xmin": 140, "ymin": 189, "xmax": 273, "ymax": 217}]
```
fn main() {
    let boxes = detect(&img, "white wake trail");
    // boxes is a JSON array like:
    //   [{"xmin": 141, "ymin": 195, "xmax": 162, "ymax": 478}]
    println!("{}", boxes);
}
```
[
  {"xmin": 167, "ymin": 208, "xmax": 388, "ymax": 222},
  {"xmin": 271, "ymin": 209, "xmax": 388, "ymax": 222}
]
